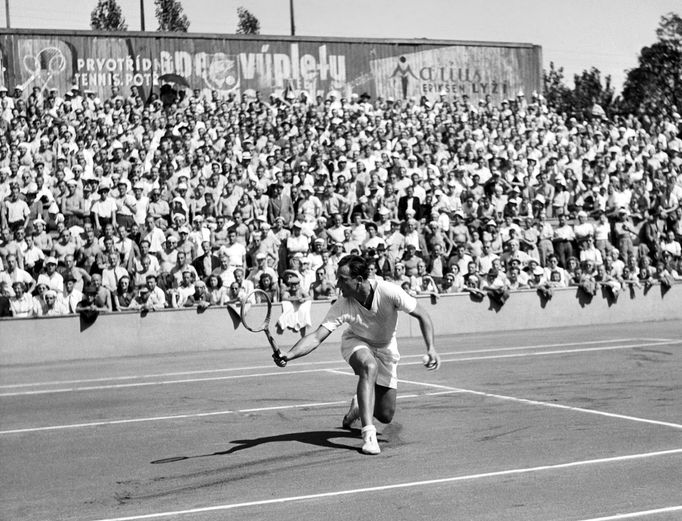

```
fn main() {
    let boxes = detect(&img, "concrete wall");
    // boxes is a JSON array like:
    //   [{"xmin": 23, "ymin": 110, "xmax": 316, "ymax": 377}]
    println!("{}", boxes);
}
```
[{"xmin": 1, "ymin": 284, "xmax": 680, "ymax": 366}]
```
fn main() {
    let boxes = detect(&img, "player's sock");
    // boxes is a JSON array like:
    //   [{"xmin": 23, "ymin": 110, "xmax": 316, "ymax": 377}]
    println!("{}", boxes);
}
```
[
  {"xmin": 361, "ymin": 425, "xmax": 380, "ymax": 455},
  {"xmin": 342, "ymin": 394, "xmax": 360, "ymax": 429}
]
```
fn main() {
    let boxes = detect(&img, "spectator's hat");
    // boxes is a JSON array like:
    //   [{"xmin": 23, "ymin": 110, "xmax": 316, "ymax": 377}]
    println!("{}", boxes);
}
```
[
  {"xmin": 486, "ymin": 219, "xmax": 497, "ymax": 227},
  {"xmin": 133, "ymin": 182, "xmax": 144, "ymax": 190},
  {"xmin": 292, "ymin": 220, "xmax": 302, "ymax": 229},
  {"xmin": 533, "ymin": 266, "xmax": 544, "ymax": 276},
  {"xmin": 577, "ymin": 210, "xmax": 588, "ymax": 218},
  {"xmin": 0, "ymin": 86, "xmax": 7, "ymax": 93},
  {"xmin": 33, "ymin": 216, "xmax": 46, "ymax": 226},
  {"xmin": 453, "ymin": 210, "xmax": 465, "ymax": 219},
  {"xmin": 45, "ymin": 256, "xmax": 58, "ymax": 265},
  {"xmin": 98, "ymin": 185, "xmax": 110, "ymax": 193},
  {"xmin": 165, "ymin": 235, "xmax": 178, "ymax": 244},
  {"xmin": 376, "ymin": 242, "xmax": 386, "ymax": 251},
  {"xmin": 299, "ymin": 184, "xmax": 313, "ymax": 193},
  {"xmin": 378, "ymin": 207, "xmax": 391, "ymax": 216},
  {"xmin": 256, "ymin": 252, "xmax": 267, "ymax": 260},
  {"xmin": 83, "ymin": 282, "xmax": 97, "ymax": 294},
  {"xmin": 313, "ymin": 237, "xmax": 325, "ymax": 245},
  {"xmin": 390, "ymin": 219, "xmax": 401, "ymax": 225},
  {"xmin": 338, "ymin": 156, "xmax": 347, "ymax": 162},
  {"xmin": 283, "ymin": 270, "xmax": 301, "ymax": 283},
  {"xmin": 63, "ymin": 274, "xmax": 76, "ymax": 283}
]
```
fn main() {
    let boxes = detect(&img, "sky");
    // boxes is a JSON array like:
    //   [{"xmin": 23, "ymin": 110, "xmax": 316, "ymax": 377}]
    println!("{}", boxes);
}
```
[{"xmin": 1, "ymin": 0, "xmax": 679, "ymax": 92}]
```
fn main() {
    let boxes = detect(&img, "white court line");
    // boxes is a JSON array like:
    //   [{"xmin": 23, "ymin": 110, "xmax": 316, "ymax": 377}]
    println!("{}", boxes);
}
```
[
  {"xmin": 340, "ymin": 371, "xmax": 682, "ymax": 431},
  {"xmin": 0, "ymin": 338, "xmax": 642, "ymax": 390},
  {"xmin": 573, "ymin": 505, "xmax": 682, "ymax": 521},
  {"xmin": 87, "ymin": 448, "xmax": 682, "ymax": 521},
  {"xmin": 1, "ymin": 340, "xmax": 676, "ymax": 398},
  {"xmin": 0, "ymin": 390, "xmax": 462, "ymax": 435}
]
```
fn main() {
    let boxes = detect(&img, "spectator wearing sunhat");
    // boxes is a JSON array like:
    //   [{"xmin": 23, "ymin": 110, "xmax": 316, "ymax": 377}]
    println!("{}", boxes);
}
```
[
  {"xmin": 90, "ymin": 185, "xmax": 116, "ymax": 232},
  {"xmin": 41, "ymin": 256, "xmax": 64, "ymax": 295}
]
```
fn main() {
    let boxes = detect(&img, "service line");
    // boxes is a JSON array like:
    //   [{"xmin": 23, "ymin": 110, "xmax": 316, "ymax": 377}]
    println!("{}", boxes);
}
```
[
  {"xmin": 365, "ymin": 371, "xmax": 682, "ymax": 431},
  {"xmin": 0, "ymin": 390, "xmax": 462, "ymax": 435}
]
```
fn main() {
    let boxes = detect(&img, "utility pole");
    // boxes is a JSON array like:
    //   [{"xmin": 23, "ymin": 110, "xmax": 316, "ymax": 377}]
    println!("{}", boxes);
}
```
[
  {"xmin": 289, "ymin": 0, "xmax": 295, "ymax": 36},
  {"xmin": 140, "ymin": 0, "xmax": 145, "ymax": 30},
  {"xmin": 5, "ymin": 0, "xmax": 10, "ymax": 28}
]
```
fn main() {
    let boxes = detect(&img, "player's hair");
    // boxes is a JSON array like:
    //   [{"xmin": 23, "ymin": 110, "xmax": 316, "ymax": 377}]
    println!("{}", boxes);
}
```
[{"xmin": 338, "ymin": 254, "xmax": 369, "ymax": 280}]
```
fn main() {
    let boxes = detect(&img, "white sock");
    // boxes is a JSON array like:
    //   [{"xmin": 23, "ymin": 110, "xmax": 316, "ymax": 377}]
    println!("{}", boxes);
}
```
[{"xmin": 361, "ymin": 425, "xmax": 376, "ymax": 436}]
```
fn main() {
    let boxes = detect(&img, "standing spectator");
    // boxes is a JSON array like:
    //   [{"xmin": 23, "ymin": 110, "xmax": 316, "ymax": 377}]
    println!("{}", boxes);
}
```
[{"xmin": 553, "ymin": 214, "xmax": 576, "ymax": 268}]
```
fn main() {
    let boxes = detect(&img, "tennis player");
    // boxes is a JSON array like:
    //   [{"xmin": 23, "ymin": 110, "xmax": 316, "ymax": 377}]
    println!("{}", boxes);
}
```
[{"xmin": 279, "ymin": 254, "xmax": 440, "ymax": 455}]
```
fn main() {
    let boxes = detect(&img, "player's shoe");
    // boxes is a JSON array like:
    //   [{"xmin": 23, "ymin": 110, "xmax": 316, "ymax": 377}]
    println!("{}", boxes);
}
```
[
  {"xmin": 361, "ymin": 425, "xmax": 381, "ymax": 455},
  {"xmin": 342, "ymin": 394, "xmax": 360, "ymax": 429}
]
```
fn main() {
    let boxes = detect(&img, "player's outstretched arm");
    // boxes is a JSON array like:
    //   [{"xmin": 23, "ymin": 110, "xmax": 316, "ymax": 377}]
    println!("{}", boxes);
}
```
[
  {"xmin": 281, "ymin": 325, "xmax": 332, "ymax": 363},
  {"xmin": 409, "ymin": 303, "xmax": 440, "ymax": 370}
]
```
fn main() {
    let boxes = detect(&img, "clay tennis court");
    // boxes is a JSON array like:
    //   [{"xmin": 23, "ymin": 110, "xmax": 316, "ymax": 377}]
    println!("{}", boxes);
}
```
[{"xmin": 1, "ymin": 319, "xmax": 681, "ymax": 521}]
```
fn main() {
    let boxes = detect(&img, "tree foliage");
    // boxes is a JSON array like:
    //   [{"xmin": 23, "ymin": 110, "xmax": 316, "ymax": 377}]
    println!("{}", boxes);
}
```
[
  {"xmin": 543, "ymin": 62, "xmax": 614, "ymax": 119},
  {"xmin": 155, "ymin": 0, "xmax": 190, "ymax": 32},
  {"xmin": 236, "ymin": 7, "xmax": 260, "ymax": 35},
  {"xmin": 621, "ymin": 12, "xmax": 681, "ymax": 115},
  {"xmin": 90, "ymin": 0, "xmax": 127, "ymax": 31}
]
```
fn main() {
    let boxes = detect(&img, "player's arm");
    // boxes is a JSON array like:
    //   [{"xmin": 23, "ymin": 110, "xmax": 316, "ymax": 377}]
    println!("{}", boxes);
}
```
[
  {"xmin": 408, "ymin": 302, "xmax": 440, "ymax": 370},
  {"xmin": 281, "ymin": 325, "xmax": 332, "ymax": 362}
]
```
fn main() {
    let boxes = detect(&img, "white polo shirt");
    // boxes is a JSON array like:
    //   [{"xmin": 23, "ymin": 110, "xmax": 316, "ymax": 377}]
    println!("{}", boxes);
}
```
[{"xmin": 321, "ymin": 279, "xmax": 417, "ymax": 349}]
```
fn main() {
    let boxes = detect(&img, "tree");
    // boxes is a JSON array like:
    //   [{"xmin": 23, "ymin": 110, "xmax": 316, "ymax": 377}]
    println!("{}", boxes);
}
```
[
  {"xmin": 621, "ymin": 12, "xmax": 682, "ymax": 115},
  {"xmin": 571, "ymin": 68, "xmax": 615, "ymax": 120},
  {"xmin": 90, "ymin": 0, "xmax": 127, "ymax": 31},
  {"xmin": 236, "ymin": 7, "xmax": 260, "ymax": 35},
  {"xmin": 543, "ymin": 62, "xmax": 572, "ymax": 112},
  {"xmin": 656, "ymin": 12, "xmax": 682, "ymax": 50},
  {"xmin": 155, "ymin": 0, "xmax": 190, "ymax": 32}
]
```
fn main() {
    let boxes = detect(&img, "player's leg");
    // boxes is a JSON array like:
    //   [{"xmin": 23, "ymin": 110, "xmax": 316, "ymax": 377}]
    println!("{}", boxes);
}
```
[
  {"xmin": 373, "ymin": 385, "xmax": 397, "ymax": 424},
  {"xmin": 346, "ymin": 348, "xmax": 381, "ymax": 455},
  {"xmin": 346, "ymin": 348, "xmax": 378, "ymax": 428}
]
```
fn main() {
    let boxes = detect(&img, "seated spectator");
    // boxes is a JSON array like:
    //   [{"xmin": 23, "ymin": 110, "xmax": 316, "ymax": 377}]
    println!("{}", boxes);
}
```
[
  {"xmin": 76, "ymin": 283, "xmax": 109, "ymax": 314},
  {"xmin": 9, "ymin": 281, "xmax": 38, "ymax": 317},
  {"xmin": 113, "ymin": 275, "xmax": 136, "ymax": 311},
  {"xmin": 310, "ymin": 267, "xmax": 336, "ymax": 300},
  {"xmin": 43, "ymin": 289, "xmax": 68, "ymax": 316},
  {"xmin": 277, "ymin": 270, "xmax": 312, "ymax": 336},
  {"xmin": 257, "ymin": 272, "xmax": 279, "ymax": 303},
  {"xmin": 440, "ymin": 268, "xmax": 465, "ymax": 294},
  {"xmin": 144, "ymin": 275, "xmax": 167, "ymax": 310}
]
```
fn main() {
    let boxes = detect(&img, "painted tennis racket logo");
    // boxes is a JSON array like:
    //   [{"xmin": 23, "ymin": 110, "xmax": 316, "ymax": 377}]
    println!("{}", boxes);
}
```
[
  {"xmin": 20, "ymin": 47, "xmax": 67, "ymax": 93},
  {"xmin": 240, "ymin": 289, "xmax": 287, "ymax": 367}
]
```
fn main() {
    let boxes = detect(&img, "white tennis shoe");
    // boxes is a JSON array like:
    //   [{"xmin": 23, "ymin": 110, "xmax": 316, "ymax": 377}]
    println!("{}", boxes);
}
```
[{"xmin": 361, "ymin": 425, "xmax": 381, "ymax": 455}]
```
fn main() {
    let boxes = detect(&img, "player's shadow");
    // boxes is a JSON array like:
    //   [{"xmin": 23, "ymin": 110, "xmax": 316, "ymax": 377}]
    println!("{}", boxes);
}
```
[{"xmin": 151, "ymin": 429, "xmax": 365, "ymax": 464}]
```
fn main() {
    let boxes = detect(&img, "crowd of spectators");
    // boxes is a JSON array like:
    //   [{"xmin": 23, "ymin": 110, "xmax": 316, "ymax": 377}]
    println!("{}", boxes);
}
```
[{"xmin": 0, "ymin": 80, "xmax": 681, "ymax": 318}]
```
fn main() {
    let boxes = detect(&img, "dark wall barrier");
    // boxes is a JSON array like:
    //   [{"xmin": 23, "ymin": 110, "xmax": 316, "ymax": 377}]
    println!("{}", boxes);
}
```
[
  {"xmin": 1, "ymin": 284, "xmax": 679, "ymax": 366},
  {"xmin": 0, "ymin": 29, "xmax": 542, "ymax": 103}
]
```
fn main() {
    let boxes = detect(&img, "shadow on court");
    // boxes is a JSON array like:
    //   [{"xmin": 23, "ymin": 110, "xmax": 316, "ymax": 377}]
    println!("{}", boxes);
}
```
[{"xmin": 151, "ymin": 428, "xmax": 368, "ymax": 464}]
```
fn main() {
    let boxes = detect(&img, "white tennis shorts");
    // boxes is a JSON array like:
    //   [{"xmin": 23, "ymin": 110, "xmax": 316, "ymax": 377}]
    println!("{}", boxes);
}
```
[{"xmin": 341, "ymin": 334, "xmax": 400, "ymax": 389}]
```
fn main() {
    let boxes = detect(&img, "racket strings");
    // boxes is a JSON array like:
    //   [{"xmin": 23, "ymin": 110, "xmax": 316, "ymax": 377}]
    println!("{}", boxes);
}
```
[{"xmin": 240, "ymin": 290, "xmax": 272, "ymax": 332}]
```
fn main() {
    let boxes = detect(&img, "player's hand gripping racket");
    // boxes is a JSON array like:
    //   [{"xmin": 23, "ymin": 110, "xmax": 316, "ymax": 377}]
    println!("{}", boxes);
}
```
[{"xmin": 240, "ymin": 289, "xmax": 287, "ymax": 367}]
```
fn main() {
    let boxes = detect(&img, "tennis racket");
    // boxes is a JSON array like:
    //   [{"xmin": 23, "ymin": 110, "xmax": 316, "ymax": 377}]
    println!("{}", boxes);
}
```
[{"xmin": 240, "ymin": 289, "xmax": 287, "ymax": 367}]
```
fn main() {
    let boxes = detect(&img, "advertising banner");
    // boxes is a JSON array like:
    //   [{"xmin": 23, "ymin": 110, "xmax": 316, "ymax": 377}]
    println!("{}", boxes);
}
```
[{"xmin": 0, "ymin": 31, "xmax": 541, "ymax": 103}]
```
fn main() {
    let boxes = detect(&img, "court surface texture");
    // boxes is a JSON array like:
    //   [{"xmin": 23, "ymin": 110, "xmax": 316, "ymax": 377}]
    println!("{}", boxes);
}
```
[{"xmin": 1, "ymin": 319, "xmax": 681, "ymax": 521}]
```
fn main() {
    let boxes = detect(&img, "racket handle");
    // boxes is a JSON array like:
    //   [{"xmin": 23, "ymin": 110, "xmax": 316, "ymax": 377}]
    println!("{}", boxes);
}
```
[{"xmin": 273, "ymin": 351, "xmax": 287, "ymax": 367}]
